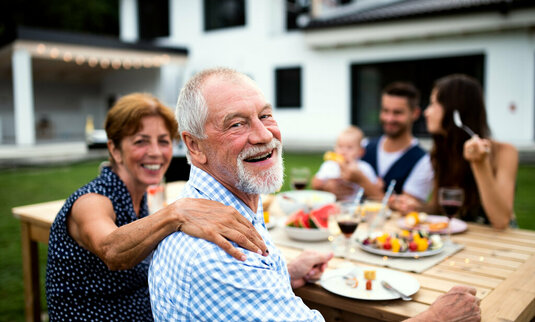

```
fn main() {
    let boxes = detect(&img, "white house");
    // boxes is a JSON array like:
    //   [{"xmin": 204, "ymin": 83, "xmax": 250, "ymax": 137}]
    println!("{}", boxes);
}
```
[
  {"xmin": 147, "ymin": 0, "xmax": 535, "ymax": 151},
  {"xmin": 1, "ymin": 0, "xmax": 534, "ymax": 153}
]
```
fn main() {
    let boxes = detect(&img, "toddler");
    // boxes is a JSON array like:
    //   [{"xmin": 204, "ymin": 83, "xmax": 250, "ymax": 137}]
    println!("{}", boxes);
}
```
[{"xmin": 312, "ymin": 126, "xmax": 379, "ymax": 201}]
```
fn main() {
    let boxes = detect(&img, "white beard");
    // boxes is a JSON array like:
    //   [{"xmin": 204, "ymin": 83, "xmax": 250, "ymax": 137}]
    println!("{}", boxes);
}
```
[{"xmin": 236, "ymin": 138, "xmax": 284, "ymax": 194}]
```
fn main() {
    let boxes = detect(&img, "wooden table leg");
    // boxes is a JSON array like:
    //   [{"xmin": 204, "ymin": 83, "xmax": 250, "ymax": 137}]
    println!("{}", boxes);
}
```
[{"xmin": 20, "ymin": 222, "xmax": 42, "ymax": 322}]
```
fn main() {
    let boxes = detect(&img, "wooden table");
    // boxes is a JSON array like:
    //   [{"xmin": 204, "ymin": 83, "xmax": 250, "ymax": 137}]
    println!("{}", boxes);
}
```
[
  {"xmin": 13, "ymin": 188, "xmax": 535, "ymax": 322},
  {"xmin": 275, "ymin": 220, "xmax": 535, "ymax": 321}
]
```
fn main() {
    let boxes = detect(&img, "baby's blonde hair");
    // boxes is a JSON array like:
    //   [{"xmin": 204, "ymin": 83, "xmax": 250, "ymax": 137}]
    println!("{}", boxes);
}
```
[{"xmin": 339, "ymin": 125, "xmax": 364, "ymax": 143}]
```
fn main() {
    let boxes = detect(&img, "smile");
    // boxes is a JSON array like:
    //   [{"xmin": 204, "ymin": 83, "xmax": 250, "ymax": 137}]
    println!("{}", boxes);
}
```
[
  {"xmin": 142, "ymin": 163, "xmax": 162, "ymax": 170},
  {"xmin": 243, "ymin": 150, "xmax": 273, "ymax": 163}
]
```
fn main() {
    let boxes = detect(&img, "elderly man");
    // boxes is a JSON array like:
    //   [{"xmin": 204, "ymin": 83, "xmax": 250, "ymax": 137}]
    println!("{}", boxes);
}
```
[{"xmin": 149, "ymin": 68, "xmax": 481, "ymax": 321}]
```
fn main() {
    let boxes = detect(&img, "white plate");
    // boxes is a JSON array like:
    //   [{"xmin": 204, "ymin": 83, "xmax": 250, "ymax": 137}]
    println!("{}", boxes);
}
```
[
  {"xmin": 359, "ymin": 242, "xmax": 444, "ymax": 258},
  {"xmin": 320, "ymin": 266, "xmax": 420, "ymax": 300},
  {"xmin": 397, "ymin": 215, "xmax": 468, "ymax": 235},
  {"xmin": 283, "ymin": 225, "xmax": 330, "ymax": 241},
  {"xmin": 276, "ymin": 190, "xmax": 336, "ymax": 215}
]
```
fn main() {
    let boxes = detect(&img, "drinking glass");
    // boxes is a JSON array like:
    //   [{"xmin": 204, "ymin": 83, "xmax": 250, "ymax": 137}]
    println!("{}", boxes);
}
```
[
  {"xmin": 290, "ymin": 167, "xmax": 310, "ymax": 190},
  {"xmin": 147, "ymin": 180, "xmax": 166, "ymax": 214},
  {"xmin": 335, "ymin": 202, "xmax": 360, "ymax": 257},
  {"xmin": 438, "ymin": 187, "xmax": 464, "ymax": 241}
]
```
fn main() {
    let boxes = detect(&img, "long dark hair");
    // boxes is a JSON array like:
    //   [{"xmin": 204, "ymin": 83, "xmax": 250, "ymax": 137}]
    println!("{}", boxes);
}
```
[{"xmin": 430, "ymin": 74, "xmax": 491, "ymax": 215}]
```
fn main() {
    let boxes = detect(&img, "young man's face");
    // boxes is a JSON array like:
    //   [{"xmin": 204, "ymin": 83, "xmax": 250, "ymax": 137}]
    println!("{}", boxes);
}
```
[
  {"xmin": 379, "ymin": 94, "xmax": 419, "ymax": 138},
  {"xmin": 199, "ymin": 74, "xmax": 284, "ymax": 195}
]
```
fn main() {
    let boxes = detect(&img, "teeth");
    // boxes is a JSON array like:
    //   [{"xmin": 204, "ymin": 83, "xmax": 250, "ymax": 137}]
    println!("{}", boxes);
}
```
[
  {"xmin": 143, "ymin": 164, "xmax": 161, "ymax": 170},
  {"xmin": 246, "ymin": 151, "xmax": 272, "ymax": 162}
]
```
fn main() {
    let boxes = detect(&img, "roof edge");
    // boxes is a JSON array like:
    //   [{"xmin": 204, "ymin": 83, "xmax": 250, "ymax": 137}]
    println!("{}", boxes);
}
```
[{"xmin": 16, "ymin": 26, "xmax": 187, "ymax": 55}]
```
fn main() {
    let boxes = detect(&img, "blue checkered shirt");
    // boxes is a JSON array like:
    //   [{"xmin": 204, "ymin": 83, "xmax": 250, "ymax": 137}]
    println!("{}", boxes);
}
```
[{"xmin": 149, "ymin": 165, "xmax": 324, "ymax": 321}]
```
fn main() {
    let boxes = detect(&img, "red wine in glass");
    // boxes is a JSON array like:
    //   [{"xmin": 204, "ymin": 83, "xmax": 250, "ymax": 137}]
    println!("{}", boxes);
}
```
[
  {"xmin": 337, "ymin": 220, "xmax": 359, "ymax": 238},
  {"xmin": 438, "ymin": 187, "xmax": 464, "ymax": 241},
  {"xmin": 441, "ymin": 201, "xmax": 462, "ymax": 219},
  {"xmin": 292, "ymin": 180, "xmax": 307, "ymax": 190},
  {"xmin": 290, "ymin": 168, "xmax": 310, "ymax": 190}
]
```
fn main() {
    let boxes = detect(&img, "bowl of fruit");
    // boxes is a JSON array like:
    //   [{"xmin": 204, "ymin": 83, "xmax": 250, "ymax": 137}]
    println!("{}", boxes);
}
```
[
  {"xmin": 284, "ymin": 203, "xmax": 339, "ymax": 241},
  {"xmin": 359, "ymin": 230, "xmax": 444, "ymax": 258}
]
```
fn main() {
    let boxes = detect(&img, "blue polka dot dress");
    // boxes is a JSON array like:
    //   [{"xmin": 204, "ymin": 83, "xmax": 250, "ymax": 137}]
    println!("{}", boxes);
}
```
[{"xmin": 46, "ymin": 167, "xmax": 153, "ymax": 321}]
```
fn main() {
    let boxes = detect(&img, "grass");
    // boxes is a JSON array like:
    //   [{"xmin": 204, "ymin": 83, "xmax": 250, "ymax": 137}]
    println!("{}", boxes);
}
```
[{"xmin": 0, "ymin": 153, "xmax": 534, "ymax": 321}]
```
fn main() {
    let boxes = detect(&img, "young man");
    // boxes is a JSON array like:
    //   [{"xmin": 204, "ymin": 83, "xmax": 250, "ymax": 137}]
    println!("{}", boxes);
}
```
[
  {"xmin": 362, "ymin": 82, "xmax": 434, "ymax": 204},
  {"xmin": 148, "ymin": 68, "xmax": 480, "ymax": 321}
]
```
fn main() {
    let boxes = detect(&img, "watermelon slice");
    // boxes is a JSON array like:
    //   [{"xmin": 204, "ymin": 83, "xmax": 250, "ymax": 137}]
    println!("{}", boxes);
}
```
[
  {"xmin": 286, "ymin": 209, "xmax": 306, "ymax": 227},
  {"xmin": 298, "ymin": 211, "xmax": 311, "ymax": 228},
  {"xmin": 308, "ymin": 216, "xmax": 318, "ymax": 229},
  {"xmin": 310, "ymin": 203, "xmax": 339, "ymax": 228}
]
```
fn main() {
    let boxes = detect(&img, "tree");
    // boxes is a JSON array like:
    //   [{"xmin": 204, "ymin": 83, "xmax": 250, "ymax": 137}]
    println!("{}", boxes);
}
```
[{"xmin": 0, "ymin": 0, "xmax": 119, "ymax": 46}]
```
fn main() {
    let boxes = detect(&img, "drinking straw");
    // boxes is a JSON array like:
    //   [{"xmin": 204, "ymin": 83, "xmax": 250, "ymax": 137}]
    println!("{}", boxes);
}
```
[{"xmin": 368, "ymin": 179, "xmax": 396, "ymax": 235}]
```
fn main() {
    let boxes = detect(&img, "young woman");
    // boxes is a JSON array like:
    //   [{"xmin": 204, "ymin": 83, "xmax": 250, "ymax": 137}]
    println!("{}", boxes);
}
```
[
  {"xmin": 421, "ymin": 74, "xmax": 518, "ymax": 229},
  {"xmin": 425, "ymin": 75, "xmax": 518, "ymax": 229}
]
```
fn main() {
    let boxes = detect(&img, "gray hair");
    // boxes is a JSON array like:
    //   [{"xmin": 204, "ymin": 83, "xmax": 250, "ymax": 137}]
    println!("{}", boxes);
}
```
[{"xmin": 176, "ymin": 67, "xmax": 246, "ymax": 162}]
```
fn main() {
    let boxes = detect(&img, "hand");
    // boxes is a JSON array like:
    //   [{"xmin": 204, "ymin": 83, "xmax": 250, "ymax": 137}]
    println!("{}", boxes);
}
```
[
  {"xmin": 410, "ymin": 285, "xmax": 481, "ymax": 322},
  {"xmin": 389, "ymin": 194, "xmax": 422, "ymax": 214},
  {"xmin": 170, "ymin": 198, "xmax": 268, "ymax": 261},
  {"xmin": 287, "ymin": 250, "xmax": 334, "ymax": 289},
  {"xmin": 323, "ymin": 179, "xmax": 354, "ymax": 201},
  {"xmin": 339, "ymin": 161, "xmax": 365, "ymax": 183},
  {"xmin": 464, "ymin": 135, "xmax": 491, "ymax": 163}
]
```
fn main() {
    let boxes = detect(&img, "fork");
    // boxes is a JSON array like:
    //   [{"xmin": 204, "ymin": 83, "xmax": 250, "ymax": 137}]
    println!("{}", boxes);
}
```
[{"xmin": 453, "ymin": 110, "xmax": 476, "ymax": 137}]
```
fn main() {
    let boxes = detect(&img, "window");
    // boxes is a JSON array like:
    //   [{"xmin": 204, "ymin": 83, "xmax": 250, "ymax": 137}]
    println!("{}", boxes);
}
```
[
  {"xmin": 350, "ymin": 54, "xmax": 485, "ymax": 137},
  {"xmin": 138, "ymin": 0, "xmax": 169, "ymax": 39},
  {"xmin": 275, "ymin": 67, "xmax": 302, "ymax": 108},
  {"xmin": 204, "ymin": 0, "xmax": 245, "ymax": 31},
  {"xmin": 286, "ymin": 0, "xmax": 310, "ymax": 31}
]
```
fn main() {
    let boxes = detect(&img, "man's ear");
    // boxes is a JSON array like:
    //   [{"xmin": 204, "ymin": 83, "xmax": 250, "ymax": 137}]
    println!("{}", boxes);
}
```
[
  {"xmin": 107, "ymin": 140, "xmax": 122, "ymax": 165},
  {"xmin": 412, "ymin": 106, "xmax": 421, "ymax": 121},
  {"xmin": 182, "ymin": 132, "xmax": 207, "ymax": 164}
]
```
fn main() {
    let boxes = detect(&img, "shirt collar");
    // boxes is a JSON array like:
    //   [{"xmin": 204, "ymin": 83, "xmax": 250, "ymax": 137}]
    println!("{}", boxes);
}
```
[{"xmin": 187, "ymin": 165, "xmax": 261, "ymax": 224}]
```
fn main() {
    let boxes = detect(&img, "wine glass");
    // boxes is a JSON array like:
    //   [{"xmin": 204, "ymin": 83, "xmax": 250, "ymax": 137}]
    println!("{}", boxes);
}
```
[
  {"xmin": 290, "ymin": 167, "xmax": 310, "ymax": 190},
  {"xmin": 438, "ymin": 187, "xmax": 464, "ymax": 241},
  {"xmin": 335, "ymin": 202, "xmax": 360, "ymax": 257}
]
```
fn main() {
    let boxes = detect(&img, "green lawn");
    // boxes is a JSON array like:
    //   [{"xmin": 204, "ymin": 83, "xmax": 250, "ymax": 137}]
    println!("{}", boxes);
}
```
[{"xmin": 1, "ymin": 153, "xmax": 534, "ymax": 321}]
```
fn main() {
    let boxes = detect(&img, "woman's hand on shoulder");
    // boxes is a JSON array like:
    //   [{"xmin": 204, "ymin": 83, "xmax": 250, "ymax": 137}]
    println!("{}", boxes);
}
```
[{"xmin": 169, "ymin": 198, "xmax": 268, "ymax": 261}]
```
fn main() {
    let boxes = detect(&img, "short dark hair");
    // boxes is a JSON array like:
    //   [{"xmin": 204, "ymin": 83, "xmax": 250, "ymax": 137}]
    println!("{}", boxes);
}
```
[{"xmin": 382, "ymin": 82, "xmax": 420, "ymax": 110}]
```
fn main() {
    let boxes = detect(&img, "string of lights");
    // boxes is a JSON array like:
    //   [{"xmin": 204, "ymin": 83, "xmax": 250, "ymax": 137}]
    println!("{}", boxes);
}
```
[{"xmin": 15, "ymin": 41, "xmax": 177, "ymax": 70}]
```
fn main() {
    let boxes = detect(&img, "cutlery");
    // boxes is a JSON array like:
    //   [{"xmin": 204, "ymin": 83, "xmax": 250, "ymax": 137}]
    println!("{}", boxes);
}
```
[
  {"xmin": 321, "ymin": 270, "xmax": 357, "ymax": 282},
  {"xmin": 381, "ymin": 280, "xmax": 412, "ymax": 301},
  {"xmin": 353, "ymin": 187, "xmax": 365, "ymax": 205},
  {"xmin": 453, "ymin": 110, "xmax": 476, "ymax": 137},
  {"xmin": 368, "ymin": 180, "xmax": 396, "ymax": 234}
]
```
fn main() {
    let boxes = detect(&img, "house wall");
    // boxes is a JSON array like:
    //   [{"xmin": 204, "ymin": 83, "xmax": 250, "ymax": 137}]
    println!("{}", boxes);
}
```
[
  {"xmin": 0, "ymin": 67, "xmax": 165, "ymax": 143},
  {"xmin": 33, "ymin": 81, "xmax": 101, "ymax": 141},
  {"xmin": 163, "ymin": 0, "xmax": 535, "ymax": 150}
]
